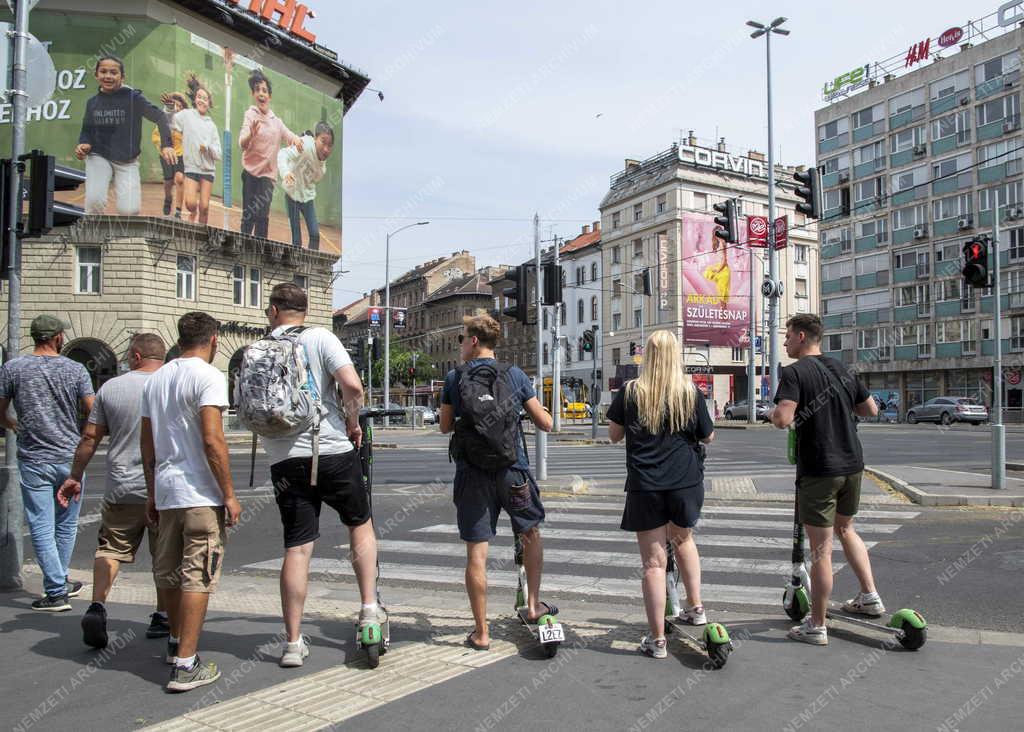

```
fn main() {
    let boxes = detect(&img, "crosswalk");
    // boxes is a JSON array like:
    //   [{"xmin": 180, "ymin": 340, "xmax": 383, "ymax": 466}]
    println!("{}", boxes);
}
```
[
  {"xmin": 539, "ymin": 445, "xmax": 794, "ymax": 482},
  {"xmin": 242, "ymin": 494, "xmax": 920, "ymax": 613}
]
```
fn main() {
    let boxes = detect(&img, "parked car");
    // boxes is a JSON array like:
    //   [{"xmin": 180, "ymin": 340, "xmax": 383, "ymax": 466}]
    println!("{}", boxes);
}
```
[
  {"xmin": 370, "ymin": 402, "xmax": 406, "ymax": 424},
  {"xmin": 906, "ymin": 397, "xmax": 989, "ymax": 425},
  {"xmin": 723, "ymin": 399, "xmax": 772, "ymax": 421},
  {"xmin": 411, "ymin": 406, "xmax": 436, "ymax": 425}
]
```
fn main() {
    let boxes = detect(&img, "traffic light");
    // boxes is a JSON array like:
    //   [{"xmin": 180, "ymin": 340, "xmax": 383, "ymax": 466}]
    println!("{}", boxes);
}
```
[
  {"xmin": 629, "ymin": 341, "xmax": 637, "ymax": 356},
  {"xmin": 0, "ymin": 158, "xmax": 13, "ymax": 280},
  {"xmin": 502, "ymin": 265, "xmax": 529, "ymax": 324},
  {"xmin": 25, "ymin": 150, "xmax": 85, "ymax": 236},
  {"xmin": 543, "ymin": 262, "xmax": 563, "ymax": 305},
  {"xmin": 962, "ymin": 237, "xmax": 989, "ymax": 287},
  {"xmin": 370, "ymin": 337, "xmax": 380, "ymax": 360},
  {"xmin": 793, "ymin": 166, "xmax": 823, "ymax": 220},
  {"xmin": 582, "ymin": 328, "xmax": 594, "ymax": 353},
  {"xmin": 639, "ymin": 268, "xmax": 652, "ymax": 296},
  {"xmin": 712, "ymin": 198, "xmax": 739, "ymax": 243},
  {"xmin": 408, "ymin": 366, "xmax": 416, "ymax": 378}
]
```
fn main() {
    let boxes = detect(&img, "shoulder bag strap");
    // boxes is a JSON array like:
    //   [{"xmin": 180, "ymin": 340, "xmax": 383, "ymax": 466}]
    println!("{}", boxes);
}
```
[{"xmin": 807, "ymin": 357, "xmax": 856, "ymax": 415}]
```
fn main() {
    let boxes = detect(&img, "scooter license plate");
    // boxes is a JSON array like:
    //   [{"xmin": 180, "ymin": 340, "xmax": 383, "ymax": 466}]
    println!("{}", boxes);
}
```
[{"xmin": 538, "ymin": 623, "xmax": 564, "ymax": 644}]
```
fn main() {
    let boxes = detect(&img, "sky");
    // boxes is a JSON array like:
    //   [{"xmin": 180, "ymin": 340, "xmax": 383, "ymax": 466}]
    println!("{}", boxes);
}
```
[{"xmin": 320, "ymin": 0, "xmax": 989, "ymax": 309}]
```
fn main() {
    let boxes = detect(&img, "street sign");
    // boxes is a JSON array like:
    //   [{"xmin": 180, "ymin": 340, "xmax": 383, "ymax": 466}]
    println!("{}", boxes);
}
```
[
  {"xmin": 773, "ymin": 215, "xmax": 788, "ymax": 250},
  {"xmin": 747, "ymin": 215, "xmax": 768, "ymax": 248},
  {"xmin": 368, "ymin": 306, "xmax": 382, "ymax": 328},
  {"xmin": 754, "ymin": 336, "xmax": 763, "ymax": 354}
]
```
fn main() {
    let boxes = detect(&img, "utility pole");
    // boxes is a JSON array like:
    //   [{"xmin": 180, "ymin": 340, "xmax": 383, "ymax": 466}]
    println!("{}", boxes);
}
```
[
  {"xmin": 534, "ymin": 214, "xmax": 547, "ymax": 480},
  {"xmin": 411, "ymin": 351, "xmax": 418, "ymax": 426},
  {"xmin": 366, "ymin": 332, "xmax": 373, "ymax": 406},
  {"xmin": 992, "ymin": 215, "xmax": 1006, "ymax": 489},
  {"xmin": 747, "ymin": 214, "xmax": 757, "ymax": 424},
  {"xmin": 1, "ymin": 0, "xmax": 30, "ymax": 589},
  {"xmin": 591, "ymin": 327, "xmax": 599, "ymax": 440},
  {"xmin": 552, "ymin": 237, "xmax": 562, "ymax": 433}
]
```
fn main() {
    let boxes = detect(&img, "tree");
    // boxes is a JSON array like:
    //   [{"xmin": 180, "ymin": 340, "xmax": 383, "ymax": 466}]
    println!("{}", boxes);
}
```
[{"xmin": 371, "ymin": 346, "xmax": 437, "ymax": 393}]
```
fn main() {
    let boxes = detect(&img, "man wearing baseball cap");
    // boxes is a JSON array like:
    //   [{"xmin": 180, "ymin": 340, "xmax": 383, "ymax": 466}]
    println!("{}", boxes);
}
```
[{"xmin": 0, "ymin": 315, "xmax": 95, "ymax": 611}]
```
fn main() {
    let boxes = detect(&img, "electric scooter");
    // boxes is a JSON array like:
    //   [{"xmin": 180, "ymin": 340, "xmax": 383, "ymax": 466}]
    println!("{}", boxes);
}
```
[
  {"xmin": 782, "ymin": 481, "xmax": 927, "ymax": 651},
  {"xmin": 664, "ymin": 543, "xmax": 732, "ymax": 669},
  {"xmin": 354, "ymin": 407, "xmax": 405, "ymax": 668},
  {"xmin": 514, "ymin": 532, "xmax": 565, "ymax": 658}
]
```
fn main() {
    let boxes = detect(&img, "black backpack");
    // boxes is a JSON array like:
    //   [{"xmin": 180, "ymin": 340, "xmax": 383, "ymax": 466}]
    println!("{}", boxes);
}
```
[{"xmin": 452, "ymin": 361, "xmax": 521, "ymax": 470}]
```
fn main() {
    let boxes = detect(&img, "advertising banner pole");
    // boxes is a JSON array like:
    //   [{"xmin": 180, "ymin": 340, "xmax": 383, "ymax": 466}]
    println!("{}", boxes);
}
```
[
  {"xmin": 992, "ymin": 214, "xmax": 1005, "ymax": 489},
  {"xmin": 534, "ymin": 213, "xmax": 547, "ymax": 480},
  {"xmin": 222, "ymin": 46, "xmax": 233, "ymax": 228}
]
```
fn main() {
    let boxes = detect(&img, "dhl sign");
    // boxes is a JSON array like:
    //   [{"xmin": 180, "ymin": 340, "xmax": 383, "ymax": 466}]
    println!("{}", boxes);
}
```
[{"xmin": 222, "ymin": 0, "xmax": 318, "ymax": 43}]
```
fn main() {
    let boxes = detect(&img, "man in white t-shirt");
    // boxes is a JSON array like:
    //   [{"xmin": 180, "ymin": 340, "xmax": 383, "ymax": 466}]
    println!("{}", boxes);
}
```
[
  {"xmin": 258, "ymin": 283, "xmax": 373, "ymax": 668},
  {"xmin": 141, "ymin": 312, "xmax": 241, "ymax": 693}
]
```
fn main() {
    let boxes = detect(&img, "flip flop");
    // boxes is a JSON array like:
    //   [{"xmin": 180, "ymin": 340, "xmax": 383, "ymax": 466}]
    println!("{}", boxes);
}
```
[
  {"xmin": 464, "ymin": 631, "xmax": 490, "ymax": 651},
  {"xmin": 526, "ymin": 601, "xmax": 559, "ymax": 622}
]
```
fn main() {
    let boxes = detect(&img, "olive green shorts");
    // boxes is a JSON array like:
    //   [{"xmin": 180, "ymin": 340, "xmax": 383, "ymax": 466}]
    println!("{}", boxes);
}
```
[{"xmin": 797, "ymin": 472, "xmax": 862, "ymax": 528}]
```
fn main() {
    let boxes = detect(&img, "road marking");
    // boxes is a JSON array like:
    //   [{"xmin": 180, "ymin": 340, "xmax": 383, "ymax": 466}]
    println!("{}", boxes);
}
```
[{"xmin": 542, "ymin": 501, "xmax": 920, "ymax": 520}]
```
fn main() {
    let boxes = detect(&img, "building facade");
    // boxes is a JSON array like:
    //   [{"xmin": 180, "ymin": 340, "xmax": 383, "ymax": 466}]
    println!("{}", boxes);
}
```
[
  {"xmin": 598, "ymin": 137, "xmax": 820, "ymax": 415},
  {"xmin": 554, "ymin": 223, "xmax": 602, "ymax": 404},
  {"xmin": 814, "ymin": 16, "xmax": 1024, "ymax": 420}
]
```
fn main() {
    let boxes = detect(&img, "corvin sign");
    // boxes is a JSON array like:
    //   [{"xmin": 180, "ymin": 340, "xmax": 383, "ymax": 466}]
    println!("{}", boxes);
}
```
[{"xmin": 677, "ymin": 145, "xmax": 766, "ymax": 178}]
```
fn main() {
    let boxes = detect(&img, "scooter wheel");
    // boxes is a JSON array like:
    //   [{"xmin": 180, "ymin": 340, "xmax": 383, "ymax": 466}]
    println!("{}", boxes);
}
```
[
  {"xmin": 783, "ymin": 587, "xmax": 809, "ymax": 622},
  {"xmin": 706, "ymin": 641, "xmax": 730, "ymax": 670},
  {"xmin": 543, "ymin": 641, "xmax": 559, "ymax": 658},
  {"xmin": 898, "ymin": 622, "xmax": 927, "ymax": 651},
  {"xmin": 366, "ymin": 642, "xmax": 381, "ymax": 669}
]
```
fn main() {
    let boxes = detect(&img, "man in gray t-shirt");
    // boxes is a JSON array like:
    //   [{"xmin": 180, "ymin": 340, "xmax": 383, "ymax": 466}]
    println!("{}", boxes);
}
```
[
  {"xmin": 58, "ymin": 333, "xmax": 169, "ymax": 648},
  {"xmin": 0, "ymin": 315, "xmax": 94, "ymax": 611}
]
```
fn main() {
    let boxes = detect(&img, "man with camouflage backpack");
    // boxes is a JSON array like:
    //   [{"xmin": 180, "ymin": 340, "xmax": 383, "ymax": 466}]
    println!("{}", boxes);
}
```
[
  {"xmin": 439, "ymin": 314, "xmax": 552, "ymax": 651},
  {"xmin": 235, "ymin": 283, "xmax": 374, "ymax": 668}
]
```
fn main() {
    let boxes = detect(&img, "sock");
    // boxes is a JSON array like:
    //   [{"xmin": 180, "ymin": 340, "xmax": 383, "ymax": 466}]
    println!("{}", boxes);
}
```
[
  {"xmin": 169, "ymin": 635, "xmax": 179, "ymax": 644},
  {"xmin": 361, "ymin": 602, "xmax": 378, "ymax": 612},
  {"xmin": 175, "ymin": 654, "xmax": 197, "ymax": 670}
]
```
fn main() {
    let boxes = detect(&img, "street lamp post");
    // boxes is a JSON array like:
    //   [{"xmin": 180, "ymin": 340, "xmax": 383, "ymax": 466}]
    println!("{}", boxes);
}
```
[
  {"xmin": 748, "ymin": 16, "xmax": 789, "ymax": 398},
  {"xmin": 384, "ymin": 221, "xmax": 429, "ymax": 427}
]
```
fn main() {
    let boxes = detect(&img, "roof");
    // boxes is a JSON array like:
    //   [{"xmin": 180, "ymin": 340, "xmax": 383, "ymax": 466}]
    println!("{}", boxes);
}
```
[
  {"xmin": 333, "ymin": 295, "xmax": 368, "ymax": 317},
  {"xmin": 560, "ymin": 228, "xmax": 600, "ymax": 255},
  {"xmin": 425, "ymin": 272, "xmax": 494, "ymax": 303}
]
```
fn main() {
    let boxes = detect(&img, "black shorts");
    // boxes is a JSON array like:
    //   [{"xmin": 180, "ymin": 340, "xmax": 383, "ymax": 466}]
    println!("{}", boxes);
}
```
[
  {"xmin": 186, "ymin": 171, "xmax": 214, "ymax": 183},
  {"xmin": 453, "ymin": 462, "xmax": 545, "ymax": 542},
  {"xmin": 270, "ymin": 450, "xmax": 370, "ymax": 548},
  {"xmin": 620, "ymin": 484, "xmax": 704, "ymax": 533},
  {"xmin": 160, "ymin": 156, "xmax": 183, "ymax": 180}
]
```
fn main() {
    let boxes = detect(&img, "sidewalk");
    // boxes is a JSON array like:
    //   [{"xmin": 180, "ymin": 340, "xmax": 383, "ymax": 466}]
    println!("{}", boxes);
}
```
[{"xmin": 867, "ymin": 465, "xmax": 1024, "ymax": 507}]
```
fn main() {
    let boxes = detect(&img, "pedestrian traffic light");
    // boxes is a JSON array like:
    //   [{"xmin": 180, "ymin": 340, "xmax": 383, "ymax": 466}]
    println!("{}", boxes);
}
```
[
  {"xmin": 25, "ymin": 150, "xmax": 85, "ymax": 236},
  {"xmin": 962, "ymin": 237, "xmax": 989, "ymax": 287},
  {"xmin": 793, "ymin": 166, "xmax": 823, "ymax": 220},
  {"xmin": 543, "ymin": 262, "xmax": 563, "ymax": 305},
  {"xmin": 582, "ymin": 328, "xmax": 594, "ymax": 353},
  {"xmin": 712, "ymin": 198, "xmax": 739, "ymax": 243},
  {"xmin": 0, "ymin": 158, "xmax": 14, "ymax": 280},
  {"xmin": 629, "ymin": 341, "xmax": 637, "ymax": 356},
  {"xmin": 370, "ymin": 337, "xmax": 380, "ymax": 360},
  {"xmin": 503, "ymin": 265, "xmax": 529, "ymax": 325},
  {"xmin": 408, "ymin": 366, "xmax": 416, "ymax": 378}
]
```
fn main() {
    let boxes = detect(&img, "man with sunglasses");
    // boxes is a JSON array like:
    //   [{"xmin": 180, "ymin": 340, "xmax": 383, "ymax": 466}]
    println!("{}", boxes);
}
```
[{"xmin": 439, "ymin": 314, "xmax": 552, "ymax": 651}]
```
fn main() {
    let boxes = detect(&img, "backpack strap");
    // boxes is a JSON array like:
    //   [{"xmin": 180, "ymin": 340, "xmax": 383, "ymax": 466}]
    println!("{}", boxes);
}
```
[{"xmin": 806, "ymin": 357, "xmax": 856, "ymax": 415}]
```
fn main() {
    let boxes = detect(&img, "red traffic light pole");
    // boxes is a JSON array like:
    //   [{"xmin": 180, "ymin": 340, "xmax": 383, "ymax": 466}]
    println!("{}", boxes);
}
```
[{"xmin": 992, "ymin": 218, "xmax": 1006, "ymax": 490}]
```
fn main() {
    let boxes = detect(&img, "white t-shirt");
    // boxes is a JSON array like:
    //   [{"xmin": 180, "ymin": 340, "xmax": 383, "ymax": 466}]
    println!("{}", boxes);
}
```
[
  {"xmin": 141, "ymin": 357, "xmax": 229, "ymax": 510},
  {"xmin": 261, "ymin": 326, "xmax": 354, "ymax": 466}
]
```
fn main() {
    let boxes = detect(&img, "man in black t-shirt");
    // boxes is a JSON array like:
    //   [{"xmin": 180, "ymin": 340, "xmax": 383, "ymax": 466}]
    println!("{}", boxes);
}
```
[{"xmin": 770, "ymin": 314, "xmax": 881, "ymax": 646}]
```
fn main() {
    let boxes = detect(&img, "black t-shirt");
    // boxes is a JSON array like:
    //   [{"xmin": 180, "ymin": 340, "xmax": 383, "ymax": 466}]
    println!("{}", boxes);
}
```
[
  {"xmin": 607, "ymin": 382, "xmax": 714, "ymax": 492},
  {"xmin": 773, "ymin": 355, "xmax": 870, "ymax": 478}
]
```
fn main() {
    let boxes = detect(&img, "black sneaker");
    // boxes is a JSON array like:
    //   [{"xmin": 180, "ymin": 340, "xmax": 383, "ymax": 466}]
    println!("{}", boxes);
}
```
[
  {"xmin": 66, "ymin": 580, "xmax": 84, "ymax": 598},
  {"xmin": 82, "ymin": 602, "xmax": 108, "ymax": 648},
  {"xmin": 32, "ymin": 594, "xmax": 71, "ymax": 612},
  {"xmin": 166, "ymin": 657, "xmax": 221, "ymax": 693},
  {"xmin": 163, "ymin": 197, "xmax": 172, "ymax": 216},
  {"xmin": 146, "ymin": 612, "xmax": 171, "ymax": 639},
  {"xmin": 166, "ymin": 639, "xmax": 179, "ymax": 665}
]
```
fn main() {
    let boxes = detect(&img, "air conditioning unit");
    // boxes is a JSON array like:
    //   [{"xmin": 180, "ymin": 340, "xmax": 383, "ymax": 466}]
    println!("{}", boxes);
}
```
[
  {"xmin": 959, "ymin": 95, "xmax": 970, "ymax": 105},
  {"xmin": 913, "ymin": 225, "xmax": 927, "ymax": 239},
  {"xmin": 957, "ymin": 216, "xmax": 973, "ymax": 230},
  {"xmin": 1003, "ymin": 119, "xmax": 1020, "ymax": 133},
  {"xmin": 838, "ymin": 171, "xmax": 850, "ymax": 183},
  {"xmin": 913, "ymin": 143, "xmax": 927, "ymax": 155},
  {"xmin": 1007, "ymin": 205, "xmax": 1024, "ymax": 220}
]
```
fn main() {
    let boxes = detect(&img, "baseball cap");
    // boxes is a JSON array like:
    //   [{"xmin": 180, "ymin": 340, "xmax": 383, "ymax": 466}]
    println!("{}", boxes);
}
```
[{"xmin": 30, "ymin": 314, "xmax": 70, "ymax": 340}]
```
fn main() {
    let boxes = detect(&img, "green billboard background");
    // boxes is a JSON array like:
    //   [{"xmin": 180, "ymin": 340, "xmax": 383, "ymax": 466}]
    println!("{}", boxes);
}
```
[{"xmin": 0, "ymin": 10, "xmax": 343, "ymax": 252}]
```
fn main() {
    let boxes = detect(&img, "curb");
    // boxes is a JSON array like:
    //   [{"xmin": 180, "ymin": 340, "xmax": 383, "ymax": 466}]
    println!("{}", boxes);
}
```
[
  {"xmin": 1009, "ymin": 462, "xmax": 1024, "ymax": 471},
  {"xmin": 866, "ymin": 466, "xmax": 1024, "ymax": 508}
]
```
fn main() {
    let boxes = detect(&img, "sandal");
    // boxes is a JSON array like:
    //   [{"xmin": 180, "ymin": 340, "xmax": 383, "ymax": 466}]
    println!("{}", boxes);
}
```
[
  {"xmin": 464, "ymin": 631, "xmax": 490, "ymax": 651},
  {"xmin": 525, "ymin": 601, "xmax": 559, "ymax": 622}
]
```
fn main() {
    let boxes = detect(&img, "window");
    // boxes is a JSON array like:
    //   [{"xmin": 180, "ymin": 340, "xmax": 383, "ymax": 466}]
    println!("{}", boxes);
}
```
[
  {"xmin": 1012, "ymin": 316, "xmax": 1024, "ymax": 350},
  {"xmin": 823, "ymin": 295, "xmax": 854, "ymax": 314},
  {"xmin": 612, "ymin": 313, "xmax": 621, "ymax": 331},
  {"xmin": 892, "ymin": 204, "xmax": 927, "ymax": 230},
  {"xmin": 932, "ymin": 151, "xmax": 972, "ymax": 180},
  {"xmin": 543, "ymin": 343, "xmax": 549, "ymax": 365},
  {"xmin": 888, "ymin": 87, "xmax": 925, "ymax": 115},
  {"xmin": 932, "ymin": 193, "xmax": 972, "ymax": 221},
  {"xmin": 935, "ymin": 241, "xmax": 960, "ymax": 264},
  {"xmin": 818, "ymin": 117, "xmax": 849, "ymax": 141},
  {"xmin": 633, "ymin": 238, "xmax": 643, "ymax": 258},
  {"xmin": 898, "ymin": 284, "xmax": 920, "ymax": 306},
  {"xmin": 577, "ymin": 299, "xmax": 584, "ymax": 322},
  {"xmin": 560, "ymin": 304, "xmax": 566, "ymax": 326},
  {"xmin": 731, "ymin": 347, "xmax": 745, "ymax": 362},
  {"xmin": 612, "ymin": 246, "xmax": 621, "ymax": 264},
  {"xmin": 543, "ymin": 309, "xmax": 549, "ymax": 330},
  {"xmin": 936, "ymin": 320, "xmax": 963, "ymax": 343},
  {"xmin": 612, "ymin": 278, "xmax": 622, "ymax": 297},
  {"xmin": 857, "ymin": 218, "xmax": 888, "ymax": 242},
  {"xmin": 826, "ymin": 333, "xmax": 852, "ymax": 352},
  {"xmin": 934, "ymin": 279, "xmax": 962, "ymax": 302},
  {"xmin": 612, "ymin": 347, "xmax": 621, "ymax": 366},
  {"xmin": 932, "ymin": 110, "xmax": 971, "ymax": 146},
  {"xmin": 249, "ymin": 267, "xmax": 261, "ymax": 307},
  {"xmin": 852, "ymin": 103, "xmax": 883, "ymax": 130},
  {"xmin": 979, "ymin": 139, "xmax": 1022, "ymax": 170},
  {"xmin": 633, "ymin": 203, "xmax": 643, "ymax": 222},
  {"xmin": 176, "ymin": 255, "xmax": 195, "ymax": 300},
  {"xmin": 858, "ymin": 329, "xmax": 879, "ymax": 349},
  {"xmin": 894, "ymin": 249, "xmax": 925, "ymax": 270},
  {"xmin": 75, "ymin": 246, "xmax": 101, "ymax": 294},
  {"xmin": 857, "ymin": 290, "xmax": 891, "ymax": 310},
  {"xmin": 794, "ymin": 279, "xmax": 808, "ymax": 299},
  {"xmin": 822, "ymin": 152, "xmax": 851, "ymax": 174},
  {"xmin": 692, "ymin": 192, "xmax": 707, "ymax": 210},
  {"xmin": 930, "ymin": 70, "xmax": 969, "ymax": 100},
  {"xmin": 822, "ymin": 260, "xmax": 853, "ymax": 280},
  {"xmin": 855, "ymin": 252, "xmax": 888, "ymax": 275},
  {"xmin": 890, "ymin": 126, "xmax": 926, "ymax": 154},
  {"xmin": 656, "ymin": 194, "xmax": 667, "ymax": 214},
  {"xmin": 853, "ymin": 177, "xmax": 883, "ymax": 204},
  {"xmin": 231, "ymin": 265, "xmax": 244, "ymax": 305},
  {"xmin": 980, "ymin": 180, "xmax": 1024, "ymax": 211},
  {"xmin": 1010, "ymin": 228, "xmax": 1024, "ymax": 261},
  {"xmin": 890, "ymin": 164, "xmax": 926, "ymax": 193},
  {"xmin": 975, "ymin": 51, "xmax": 1020, "ymax": 85},
  {"xmin": 612, "ymin": 211, "xmax": 621, "ymax": 229},
  {"xmin": 576, "ymin": 267, "xmax": 584, "ymax": 286},
  {"xmin": 824, "ymin": 188, "xmax": 844, "ymax": 212},
  {"xmin": 823, "ymin": 226, "xmax": 852, "ymax": 253},
  {"xmin": 633, "ymin": 308, "xmax": 642, "ymax": 328},
  {"xmin": 794, "ymin": 244, "xmax": 808, "ymax": 264},
  {"xmin": 854, "ymin": 140, "xmax": 885, "ymax": 167},
  {"xmin": 591, "ymin": 296, "xmax": 598, "ymax": 320},
  {"xmin": 590, "ymin": 262, "xmax": 598, "ymax": 281},
  {"xmin": 962, "ymin": 320, "xmax": 978, "ymax": 349},
  {"xmin": 293, "ymin": 273, "xmax": 308, "ymax": 291}
]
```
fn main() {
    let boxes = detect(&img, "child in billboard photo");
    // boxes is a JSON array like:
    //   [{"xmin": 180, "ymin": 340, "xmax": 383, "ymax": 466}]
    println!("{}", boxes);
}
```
[
  {"xmin": 277, "ymin": 121, "xmax": 334, "ymax": 249},
  {"xmin": 75, "ymin": 55, "xmax": 176, "ymax": 216},
  {"xmin": 239, "ymin": 69, "xmax": 303, "ymax": 238},
  {"xmin": 151, "ymin": 91, "xmax": 189, "ymax": 219},
  {"xmin": 175, "ymin": 74, "xmax": 222, "ymax": 225}
]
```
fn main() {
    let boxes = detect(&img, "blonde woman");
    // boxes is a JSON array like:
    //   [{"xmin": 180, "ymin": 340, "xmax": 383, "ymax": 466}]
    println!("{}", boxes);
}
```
[{"xmin": 607, "ymin": 329, "xmax": 715, "ymax": 659}]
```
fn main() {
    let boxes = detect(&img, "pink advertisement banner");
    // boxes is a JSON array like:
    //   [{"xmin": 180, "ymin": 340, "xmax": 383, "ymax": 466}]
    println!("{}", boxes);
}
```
[{"xmin": 681, "ymin": 213, "xmax": 752, "ymax": 347}]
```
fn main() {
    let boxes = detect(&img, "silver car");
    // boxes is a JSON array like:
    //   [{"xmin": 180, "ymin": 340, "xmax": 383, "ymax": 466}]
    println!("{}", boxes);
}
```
[
  {"xmin": 723, "ymin": 399, "xmax": 772, "ymax": 421},
  {"xmin": 906, "ymin": 396, "xmax": 989, "ymax": 426}
]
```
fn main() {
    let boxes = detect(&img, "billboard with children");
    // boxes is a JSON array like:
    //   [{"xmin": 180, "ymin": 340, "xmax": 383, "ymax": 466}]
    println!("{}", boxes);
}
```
[
  {"xmin": 0, "ymin": 11, "xmax": 342, "ymax": 253},
  {"xmin": 681, "ymin": 213, "xmax": 752, "ymax": 347}
]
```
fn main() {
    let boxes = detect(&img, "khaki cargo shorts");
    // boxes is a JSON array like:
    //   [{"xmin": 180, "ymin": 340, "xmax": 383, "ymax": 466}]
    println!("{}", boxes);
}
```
[
  {"xmin": 797, "ymin": 472, "xmax": 862, "ymax": 528},
  {"xmin": 153, "ymin": 506, "xmax": 226, "ymax": 593},
  {"xmin": 95, "ymin": 502, "xmax": 157, "ymax": 563}
]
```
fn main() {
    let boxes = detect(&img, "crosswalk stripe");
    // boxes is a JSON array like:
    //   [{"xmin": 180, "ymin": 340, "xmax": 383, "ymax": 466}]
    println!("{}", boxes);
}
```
[
  {"xmin": 542, "ymin": 501, "xmax": 919, "ymax": 520},
  {"xmin": 240, "ymin": 558, "xmax": 782, "ymax": 605},
  {"xmin": 409, "ymin": 524, "xmax": 876, "ymax": 550},
  {"xmin": 331, "ymin": 539, "xmax": 845, "ymax": 575},
  {"xmin": 518, "ymin": 512, "xmax": 900, "ymax": 534}
]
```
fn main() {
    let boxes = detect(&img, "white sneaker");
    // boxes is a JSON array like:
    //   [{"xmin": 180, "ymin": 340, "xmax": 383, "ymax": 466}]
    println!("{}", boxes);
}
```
[
  {"xmin": 677, "ymin": 604, "xmax": 707, "ymax": 626},
  {"xmin": 841, "ymin": 592, "xmax": 885, "ymax": 617},
  {"xmin": 788, "ymin": 618, "xmax": 828, "ymax": 646},
  {"xmin": 279, "ymin": 636, "xmax": 310, "ymax": 668},
  {"xmin": 639, "ymin": 635, "xmax": 667, "ymax": 659}
]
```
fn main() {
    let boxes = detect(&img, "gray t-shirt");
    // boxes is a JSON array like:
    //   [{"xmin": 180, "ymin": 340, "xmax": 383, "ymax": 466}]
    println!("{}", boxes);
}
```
[
  {"xmin": 0, "ymin": 355, "xmax": 94, "ymax": 463},
  {"xmin": 88, "ymin": 370, "xmax": 151, "ymax": 504}
]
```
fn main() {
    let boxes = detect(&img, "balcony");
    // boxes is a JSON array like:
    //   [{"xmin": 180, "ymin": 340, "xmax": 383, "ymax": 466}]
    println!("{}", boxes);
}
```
[
  {"xmin": 931, "ymin": 133, "xmax": 969, "ymax": 156},
  {"xmin": 894, "ymin": 305, "xmax": 918, "ymax": 321},
  {"xmin": 978, "ymin": 158, "xmax": 1022, "ymax": 185},
  {"xmin": 856, "ymin": 309, "xmax": 879, "ymax": 326},
  {"xmin": 855, "ymin": 272, "xmax": 878, "ymax": 289},
  {"xmin": 932, "ymin": 216, "xmax": 963, "ymax": 237},
  {"xmin": 821, "ymin": 169, "xmax": 850, "ymax": 188},
  {"xmin": 852, "ymin": 120, "xmax": 886, "ymax": 143},
  {"xmin": 981, "ymin": 294, "xmax": 1011, "ymax": 313},
  {"xmin": 892, "ymin": 228, "xmax": 918, "ymax": 246},
  {"xmin": 935, "ymin": 299, "xmax": 962, "ymax": 317},
  {"xmin": 895, "ymin": 345, "xmax": 919, "ymax": 360},
  {"xmin": 854, "ymin": 196, "xmax": 884, "ymax": 215},
  {"xmin": 890, "ymin": 187, "xmax": 925, "ymax": 206},
  {"xmin": 889, "ymin": 104, "xmax": 925, "ymax": 130},
  {"xmin": 822, "ymin": 278, "xmax": 844, "ymax": 294},
  {"xmin": 855, "ymin": 234, "xmax": 882, "ymax": 251},
  {"xmin": 853, "ymin": 159, "xmax": 885, "ymax": 179},
  {"xmin": 822, "ymin": 313, "xmax": 846, "ymax": 330},
  {"xmin": 935, "ymin": 342, "xmax": 963, "ymax": 358},
  {"xmin": 894, "ymin": 265, "xmax": 919, "ymax": 283},
  {"xmin": 819, "ymin": 132, "xmax": 849, "ymax": 154},
  {"xmin": 932, "ymin": 171, "xmax": 973, "ymax": 195},
  {"xmin": 976, "ymin": 70, "xmax": 1019, "ymax": 100},
  {"xmin": 820, "ymin": 242, "xmax": 843, "ymax": 259},
  {"xmin": 981, "ymin": 339, "xmax": 1012, "ymax": 356},
  {"xmin": 930, "ymin": 92, "xmax": 969, "ymax": 116}
]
